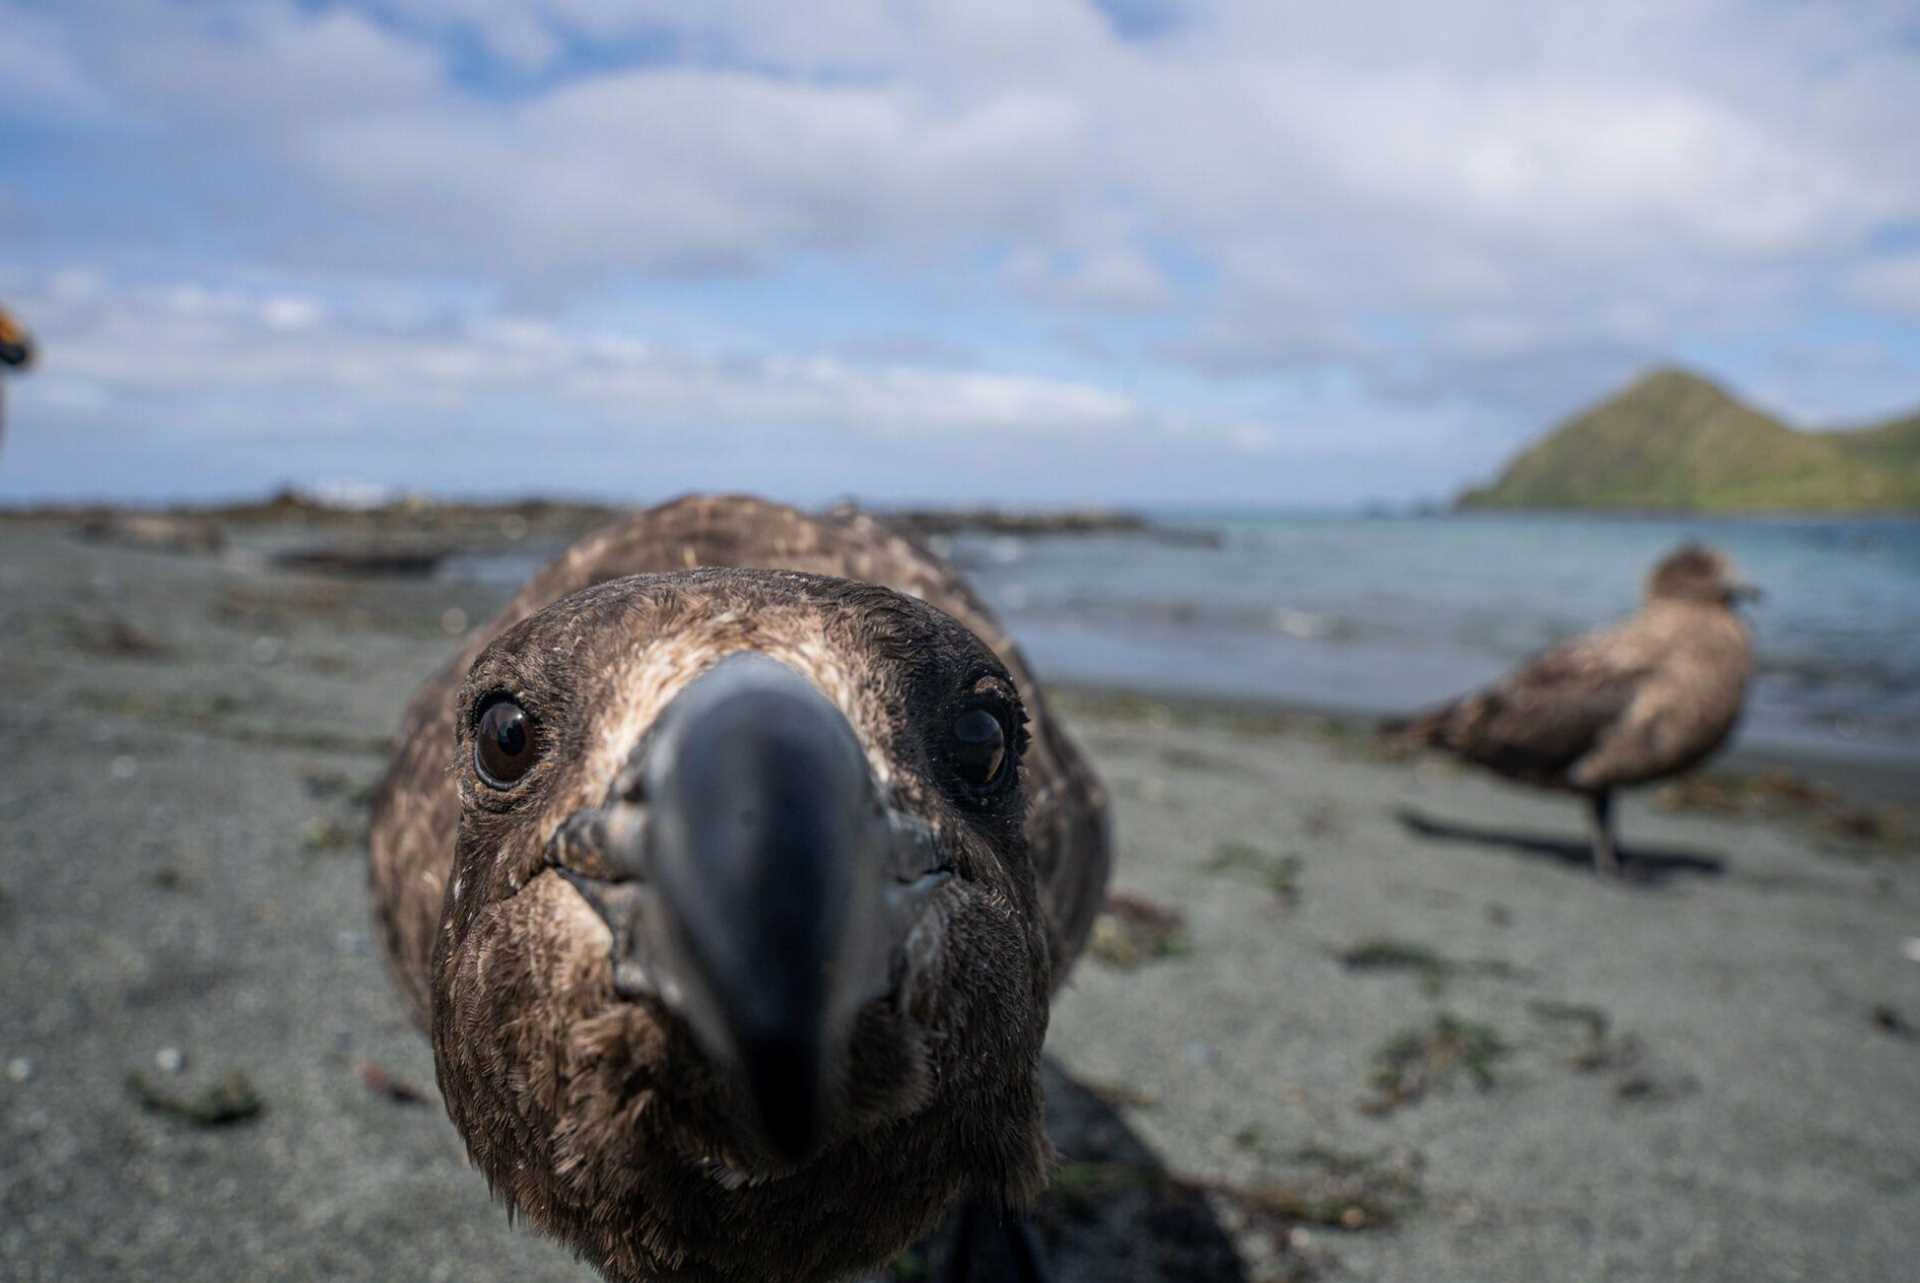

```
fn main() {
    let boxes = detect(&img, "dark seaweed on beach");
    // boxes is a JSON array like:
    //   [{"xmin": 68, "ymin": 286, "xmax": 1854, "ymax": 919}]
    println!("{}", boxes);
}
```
[
  {"xmin": 302, "ymin": 816, "xmax": 365, "ymax": 854},
  {"xmin": 127, "ymin": 1069, "xmax": 264, "ymax": 1127},
  {"xmin": 1088, "ymin": 891, "xmax": 1191, "ymax": 969},
  {"xmin": 357, "ymin": 1060, "xmax": 431, "ymax": 1105},
  {"xmin": 1655, "ymin": 769, "xmax": 1915, "ymax": 856},
  {"xmin": 1219, "ymin": 1144, "xmax": 1426, "ymax": 1232},
  {"xmin": 1528, "ymin": 1000, "xmax": 1644, "ymax": 1072},
  {"xmin": 1870, "ymin": 1004, "xmax": 1917, "ymax": 1041},
  {"xmin": 147, "ymin": 866, "xmax": 192, "ymax": 892},
  {"xmin": 1206, "ymin": 841, "xmax": 1305, "ymax": 906},
  {"xmin": 1360, "ymin": 1014, "xmax": 1507, "ymax": 1115},
  {"xmin": 1337, "ymin": 938, "xmax": 1525, "ymax": 996},
  {"xmin": 1525, "ymin": 1001, "xmax": 1696, "ymax": 1102},
  {"xmin": 1527, "ymin": 999, "xmax": 1611, "ymax": 1045},
  {"xmin": 1041, "ymin": 1145, "xmax": 1422, "ymax": 1273},
  {"xmin": 1339, "ymin": 939, "xmax": 1450, "ymax": 977}
]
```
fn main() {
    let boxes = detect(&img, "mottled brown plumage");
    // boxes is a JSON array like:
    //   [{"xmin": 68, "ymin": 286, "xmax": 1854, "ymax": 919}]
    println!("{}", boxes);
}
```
[
  {"xmin": 368, "ymin": 495, "xmax": 1110, "ymax": 1282},
  {"xmin": 1398, "ymin": 544, "xmax": 1756, "ymax": 873}
]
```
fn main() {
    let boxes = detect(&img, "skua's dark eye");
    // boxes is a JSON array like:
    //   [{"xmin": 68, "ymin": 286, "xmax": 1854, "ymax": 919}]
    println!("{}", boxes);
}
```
[
  {"xmin": 950, "ymin": 706, "xmax": 1008, "ymax": 790},
  {"xmin": 475, "ymin": 699, "xmax": 535, "ymax": 788}
]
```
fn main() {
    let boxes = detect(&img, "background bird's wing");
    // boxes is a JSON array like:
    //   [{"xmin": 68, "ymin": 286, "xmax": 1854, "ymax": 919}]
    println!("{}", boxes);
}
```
[
  {"xmin": 1434, "ymin": 628, "xmax": 1656, "ymax": 784},
  {"xmin": 369, "ymin": 496, "xmax": 1111, "ymax": 1026}
]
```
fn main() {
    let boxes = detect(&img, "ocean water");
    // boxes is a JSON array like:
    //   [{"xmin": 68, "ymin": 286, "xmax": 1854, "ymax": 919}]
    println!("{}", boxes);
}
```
[{"xmin": 449, "ymin": 512, "xmax": 1920, "ymax": 771}]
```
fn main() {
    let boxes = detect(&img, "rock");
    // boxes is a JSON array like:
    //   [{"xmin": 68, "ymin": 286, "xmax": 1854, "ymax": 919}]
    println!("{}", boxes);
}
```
[
  {"xmin": 270, "ymin": 545, "xmax": 453, "ymax": 578},
  {"xmin": 127, "ymin": 1068, "xmax": 263, "ymax": 1126},
  {"xmin": 75, "ymin": 513, "xmax": 225, "ymax": 555}
]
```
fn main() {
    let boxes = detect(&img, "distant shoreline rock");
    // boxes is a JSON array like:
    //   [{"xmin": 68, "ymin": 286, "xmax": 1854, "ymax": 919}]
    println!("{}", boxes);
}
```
[
  {"xmin": 271, "ymin": 545, "xmax": 455, "ymax": 578},
  {"xmin": 74, "ymin": 512, "xmax": 226, "ymax": 555},
  {"xmin": 6, "ymin": 489, "xmax": 1222, "ymax": 548},
  {"xmin": 882, "ymin": 507, "xmax": 1221, "ymax": 546}
]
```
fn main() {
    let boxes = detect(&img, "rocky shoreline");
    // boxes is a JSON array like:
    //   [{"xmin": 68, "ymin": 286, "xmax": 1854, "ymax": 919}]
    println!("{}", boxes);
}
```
[{"xmin": 3, "ymin": 488, "xmax": 1216, "ymax": 545}]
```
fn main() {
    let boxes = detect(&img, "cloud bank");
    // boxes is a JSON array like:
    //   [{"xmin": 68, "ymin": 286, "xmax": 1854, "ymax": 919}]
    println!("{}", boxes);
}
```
[{"xmin": 2, "ymin": 0, "xmax": 1917, "ymax": 502}]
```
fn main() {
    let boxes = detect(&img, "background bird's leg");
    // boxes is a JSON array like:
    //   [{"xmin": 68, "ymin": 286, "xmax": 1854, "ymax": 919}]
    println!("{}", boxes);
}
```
[
  {"xmin": 1587, "ymin": 790, "xmax": 1619, "ymax": 876},
  {"xmin": 938, "ymin": 1200, "xmax": 1048, "ymax": 1283}
]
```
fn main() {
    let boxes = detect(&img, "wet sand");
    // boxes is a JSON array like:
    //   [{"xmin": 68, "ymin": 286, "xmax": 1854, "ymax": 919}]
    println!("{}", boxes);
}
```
[{"xmin": 2, "ymin": 520, "xmax": 1916, "ymax": 1282}]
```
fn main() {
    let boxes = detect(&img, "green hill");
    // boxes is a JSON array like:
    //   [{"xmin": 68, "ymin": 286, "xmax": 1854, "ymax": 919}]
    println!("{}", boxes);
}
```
[{"xmin": 1457, "ymin": 368, "xmax": 1920, "ymax": 512}]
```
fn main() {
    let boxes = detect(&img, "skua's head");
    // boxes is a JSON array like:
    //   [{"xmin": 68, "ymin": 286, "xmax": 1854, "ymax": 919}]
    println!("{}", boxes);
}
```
[
  {"xmin": 1647, "ymin": 544, "xmax": 1761, "ymax": 607},
  {"xmin": 428, "ymin": 568, "xmax": 1052, "ymax": 1281}
]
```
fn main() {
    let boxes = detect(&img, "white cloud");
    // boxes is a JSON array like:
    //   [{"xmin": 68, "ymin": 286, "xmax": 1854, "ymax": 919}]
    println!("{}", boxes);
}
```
[
  {"xmin": 287, "ymin": 70, "xmax": 1096, "ymax": 279},
  {"xmin": 50, "ymin": 0, "xmax": 1916, "ymax": 290},
  {"xmin": 261, "ymin": 296, "xmax": 325, "ymax": 333},
  {"xmin": 5, "ymin": 268, "xmax": 1171, "ymax": 442},
  {"xmin": 3, "ymin": 0, "xmax": 1918, "ymax": 495}
]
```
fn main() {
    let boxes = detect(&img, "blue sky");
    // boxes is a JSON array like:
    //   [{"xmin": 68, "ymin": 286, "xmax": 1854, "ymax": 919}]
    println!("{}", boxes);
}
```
[{"xmin": 3, "ymin": 0, "xmax": 1920, "ymax": 507}]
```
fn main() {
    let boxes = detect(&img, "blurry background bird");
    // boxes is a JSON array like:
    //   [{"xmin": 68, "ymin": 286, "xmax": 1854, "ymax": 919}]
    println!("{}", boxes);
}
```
[{"xmin": 1389, "ymin": 545, "xmax": 1758, "ymax": 874}]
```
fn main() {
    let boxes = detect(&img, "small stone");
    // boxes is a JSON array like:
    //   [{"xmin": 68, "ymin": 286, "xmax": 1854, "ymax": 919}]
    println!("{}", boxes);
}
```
[
  {"xmin": 251, "ymin": 636, "xmax": 285, "ymax": 664},
  {"xmin": 1902, "ymin": 938, "xmax": 1920, "ymax": 964},
  {"xmin": 155, "ymin": 1047, "xmax": 186, "ymax": 1075},
  {"xmin": 440, "ymin": 607, "xmax": 469, "ymax": 636},
  {"xmin": 128, "ymin": 1068, "xmax": 263, "ymax": 1126},
  {"xmin": 6, "ymin": 1057, "xmax": 32, "ymax": 1083},
  {"xmin": 109, "ymin": 755, "xmax": 138, "ymax": 781}
]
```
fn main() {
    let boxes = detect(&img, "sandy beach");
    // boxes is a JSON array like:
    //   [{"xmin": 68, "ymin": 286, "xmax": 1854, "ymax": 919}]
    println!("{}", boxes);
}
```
[{"xmin": 2, "ymin": 517, "xmax": 1916, "ymax": 1283}]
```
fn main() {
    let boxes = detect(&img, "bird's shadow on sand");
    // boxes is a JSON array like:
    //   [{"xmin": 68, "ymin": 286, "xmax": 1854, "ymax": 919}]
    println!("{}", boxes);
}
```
[
  {"xmin": 864, "ymin": 1059, "xmax": 1248, "ymax": 1283},
  {"xmin": 1395, "ymin": 807, "xmax": 1726, "ymax": 885}
]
